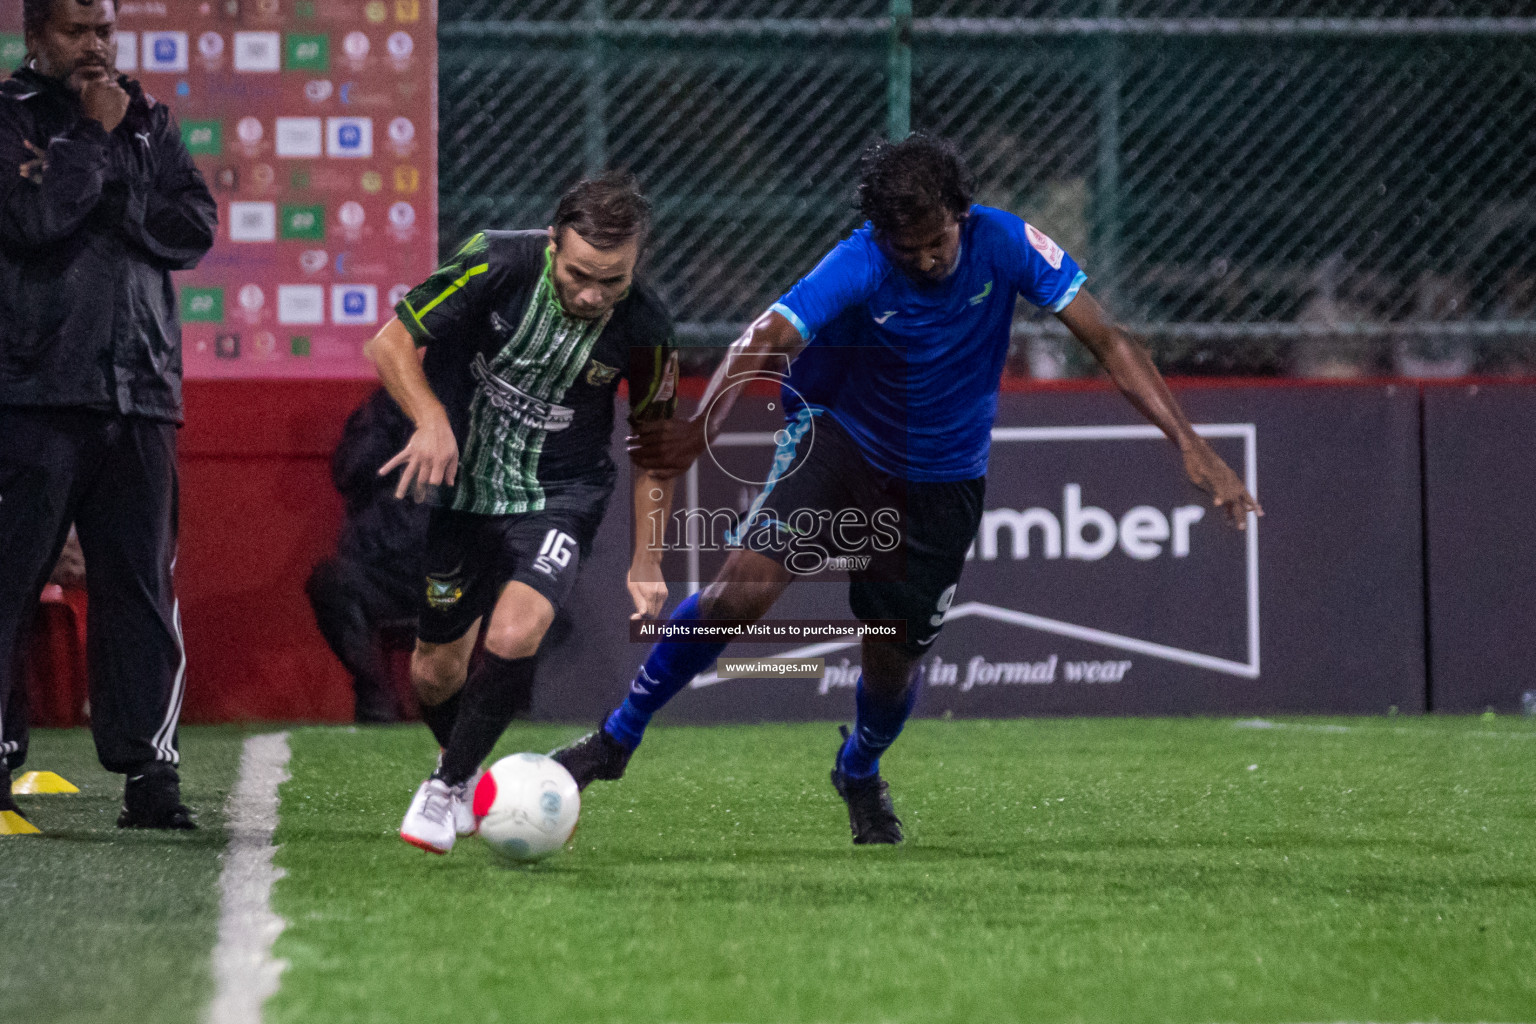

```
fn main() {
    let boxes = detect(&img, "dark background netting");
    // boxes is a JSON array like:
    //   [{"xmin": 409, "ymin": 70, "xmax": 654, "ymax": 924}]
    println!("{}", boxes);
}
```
[{"xmin": 439, "ymin": 3, "xmax": 1536, "ymax": 375}]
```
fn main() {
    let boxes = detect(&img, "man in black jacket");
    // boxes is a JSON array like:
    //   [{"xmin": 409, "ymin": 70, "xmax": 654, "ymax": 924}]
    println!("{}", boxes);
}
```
[
  {"xmin": 306, "ymin": 389, "xmax": 430, "ymax": 724},
  {"xmin": 0, "ymin": 0, "xmax": 216, "ymax": 831}
]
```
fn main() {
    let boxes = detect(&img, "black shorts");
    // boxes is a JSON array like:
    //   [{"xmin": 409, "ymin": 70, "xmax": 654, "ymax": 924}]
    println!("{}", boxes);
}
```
[
  {"xmin": 737, "ymin": 411, "xmax": 985, "ymax": 656},
  {"xmin": 416, "ymin": 496, "xmax": 604, "ymax": 645}
]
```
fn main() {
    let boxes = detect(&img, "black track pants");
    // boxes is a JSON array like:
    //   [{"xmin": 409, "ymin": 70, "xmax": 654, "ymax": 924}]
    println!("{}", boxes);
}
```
[{"xmin": 0, "ymin": 408, "xmax": 185, "ymax": 775}]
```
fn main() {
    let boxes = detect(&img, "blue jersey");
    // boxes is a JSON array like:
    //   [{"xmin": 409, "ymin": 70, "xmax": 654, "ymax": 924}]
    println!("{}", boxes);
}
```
[{"xmin": 770, "ymin": 205, "xmax": 1085, "ymax": 482}]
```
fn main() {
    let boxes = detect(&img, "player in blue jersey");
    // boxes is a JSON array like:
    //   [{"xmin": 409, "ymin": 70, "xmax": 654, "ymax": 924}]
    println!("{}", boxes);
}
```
[{"xmin": 553, "ymin": 134, "xmax": 1262, "ymax": 843}]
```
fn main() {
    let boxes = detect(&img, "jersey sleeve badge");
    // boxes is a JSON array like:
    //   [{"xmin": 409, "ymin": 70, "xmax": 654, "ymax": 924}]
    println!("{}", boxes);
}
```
[{"xmin": 1025, "ymin": 223, "xmax": 1065, "ymax": 270}]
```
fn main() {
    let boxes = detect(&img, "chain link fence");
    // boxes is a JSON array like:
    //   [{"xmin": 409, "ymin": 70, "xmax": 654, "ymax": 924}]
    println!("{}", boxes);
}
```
[{"xmin": 438, "ymin": 2, "xmax": 1536, "ymax": 377}]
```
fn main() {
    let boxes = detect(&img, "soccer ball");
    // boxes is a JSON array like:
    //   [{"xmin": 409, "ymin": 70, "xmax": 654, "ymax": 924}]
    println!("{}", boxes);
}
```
[{"xmin": 472, "ymin": 753, "xmax": 580, "ymax": 862}]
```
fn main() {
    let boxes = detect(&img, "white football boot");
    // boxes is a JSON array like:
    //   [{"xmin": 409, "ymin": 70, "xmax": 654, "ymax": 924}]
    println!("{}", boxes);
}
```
[
  {"xmin": 433, "ymin": 751, "xmax": 480, "ymax": 837},
  {"xmin": 399, "ymin": 777, "xmax": 457, "ymax": 855},
  {"xmin": 451, "ymin": 772, "xmax": 481, "ymax": 837}
]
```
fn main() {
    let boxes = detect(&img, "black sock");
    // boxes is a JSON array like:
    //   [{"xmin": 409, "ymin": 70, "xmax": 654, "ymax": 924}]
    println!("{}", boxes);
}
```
[
  {"xmin": 436, "ymin": 653, "xmax": 538, "ymax": 786},
  {"xmin": 419, "ymin": 689, "xmax": 463, "ymax": 749}
]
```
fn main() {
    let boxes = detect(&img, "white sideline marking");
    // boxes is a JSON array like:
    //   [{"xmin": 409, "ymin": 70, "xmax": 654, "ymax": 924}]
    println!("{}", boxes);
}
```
[
  {"xmin": 207, "ymin": 732, "xmax": 292, "ymax": 1024},
  {"xmin": 1235, "ymin": 718, "xmax": 1535, "ymax": 740},
  {"xmin": 1235, "ymin": 718, "xmax": 1352, "ymax": 733}
]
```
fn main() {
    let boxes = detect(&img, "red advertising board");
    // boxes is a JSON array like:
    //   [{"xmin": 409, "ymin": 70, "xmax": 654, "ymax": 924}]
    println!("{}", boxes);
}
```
[{"xmin": 2, "ymin": 0, "xmax": 439, "ymax": 378}]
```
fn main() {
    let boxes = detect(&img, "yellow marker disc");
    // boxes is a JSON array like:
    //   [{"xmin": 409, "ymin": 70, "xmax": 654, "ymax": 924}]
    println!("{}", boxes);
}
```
[
  {"xmin": 12, "ymin": 771, "xmax": 80, "ymax": 795},
  {"xmin": 0, "ymin": 809, "xmax": 41, "ymax": 835}
]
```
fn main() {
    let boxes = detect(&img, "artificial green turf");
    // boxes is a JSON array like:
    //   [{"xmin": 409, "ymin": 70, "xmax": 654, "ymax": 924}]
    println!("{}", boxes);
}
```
[
  {"xmin": 267, "ymin": 716, "xmax": 1536, "ymax": 1024},
  {"xmin": 0, "ymin": 725, "xmax": 247, "ymax": 1024}
]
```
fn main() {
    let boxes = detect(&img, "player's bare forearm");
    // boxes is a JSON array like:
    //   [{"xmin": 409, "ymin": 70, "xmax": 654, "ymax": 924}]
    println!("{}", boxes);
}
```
[
  {"xmin": 364, "ymin": 317, "xmax": 459, "ymax": 500},
  {"xmin": 1057, "ymin": 290, "xmax": 1199, "ymax": 450},
  {"xmin": 364, "ymin": 318, "xmax": 445, "ymax": 428},
  {"xmin": 695, "ymin": 310, "xmax": 805, "ymax": 441},
  {"xmin": 1057, "ymin": 289, "xmax": 1262, "ymax": 527},
  {"xmin": 627, "ymin": 310, "xmax": 804, "ymax": 477},
  {"xmin": 627, "ymin": 469, "xmax": 674, "ymax": 619},
  {"xmin": 632, "ymin": 469, "xmax": 675, "ymax": 566}
]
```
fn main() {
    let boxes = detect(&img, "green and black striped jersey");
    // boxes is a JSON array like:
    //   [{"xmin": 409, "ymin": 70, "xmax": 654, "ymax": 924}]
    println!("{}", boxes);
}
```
[{"xmin": 395, "ymin": 230, "xmax": 678, "ymax": 516}]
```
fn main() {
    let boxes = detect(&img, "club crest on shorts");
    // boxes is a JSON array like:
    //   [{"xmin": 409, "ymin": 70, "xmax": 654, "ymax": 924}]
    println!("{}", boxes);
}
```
[
  {"xmin": 585, "ymin": 358, "xmax": 620, "ymax": 386},
  {"xmin": 425, "ymin": 575, "xmax": 463, "ymax": 608}
]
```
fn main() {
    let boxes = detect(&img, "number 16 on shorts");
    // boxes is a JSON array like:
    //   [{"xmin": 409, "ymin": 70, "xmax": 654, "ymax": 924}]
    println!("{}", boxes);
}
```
[{"xmin": 533, "ymin": 529, "xmax": 577, "ymax": 577}]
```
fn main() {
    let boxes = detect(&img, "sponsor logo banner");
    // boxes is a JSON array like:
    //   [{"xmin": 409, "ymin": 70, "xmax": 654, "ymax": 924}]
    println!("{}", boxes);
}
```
[
  {"xmin": 331, "ymin": 284, "xmax": 378, "ymax": 325},
  {"xmin": 326, "ymin": 116, "xmax": 373, "ymax": 158},
  {"xmin": 285, "ymin": 33, "xmax": 329, "ymax": 71},
  {"xmin": 281, "ymin": 205, "xmax": 326, "ymax": 240},
  {"xmin": 148, "ymin": 3, "xmax": 436, "ymax": 378},
  {"xmin": 142, "ymin": 31, "xmax": 188, "ymax": 73},
  {"xmin": 233, "ymin": 31, "xmax": 281, "ymax": 72},
  {"xmin": 277, "ymin": 285, "xmax": 325, "ymax": 325},
  {"xmin": 521, "ymin": 386, "xmax": 1427, "ymax": 722},
  {"xmin": 0, "ymin": 35, "xmax": 26, "ymax": 66},
  {"xmin": 181, "ymin": 287, "xmax": 225, "ymax": 322},
  {"xmin": 274, "ymin": 116, "xmax": 323, "ymax": 157},
  {"xmin": 181, "ymin": 120, "xmax": 222, "ymax": 155},
  {"xmin": 228, "ymin": 202, "xmax": 277, "ymax": 242}
]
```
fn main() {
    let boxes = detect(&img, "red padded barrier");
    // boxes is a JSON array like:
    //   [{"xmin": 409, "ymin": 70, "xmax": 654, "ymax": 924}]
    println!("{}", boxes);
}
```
[
  {"xmin": 24, "ymin": 585, "xmax": 90, "ymax": 728},
  {"xmin": 177, "ymin": 380, "xmax": 375, "ymax": 722}
]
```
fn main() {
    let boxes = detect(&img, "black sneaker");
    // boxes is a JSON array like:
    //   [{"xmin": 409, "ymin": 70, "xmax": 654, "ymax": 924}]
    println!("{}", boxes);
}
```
[
  {"xmin": 549, "ymin": 725, "xmax": 633, "ymax": 791},
  {"xmin": 117, "ymin": 763, "xmax": 197, "ymax": 830},
  {"xmin": 830, "ymin": 726, "xmax": 903, "ymax": 845}
]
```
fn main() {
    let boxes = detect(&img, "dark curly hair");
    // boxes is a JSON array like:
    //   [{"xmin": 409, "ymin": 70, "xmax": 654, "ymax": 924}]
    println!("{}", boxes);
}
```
[
  {"xmin": 857, "ymin": 132, "xmax": 974, "ymax": 236},
  {"xmin": 24, "ymin": 0, "xmax": 101, "ymax": 38},
  {"xmin": 23, "ymin": 0, "xmax": 54, "ymax": 38},
  {"xmin": 24, "ymin": 0, "xmax": 108, "ymax": 59},
  {"xmin": 553, "ymin": 169, "xmax": 651, "ymax": 251}
]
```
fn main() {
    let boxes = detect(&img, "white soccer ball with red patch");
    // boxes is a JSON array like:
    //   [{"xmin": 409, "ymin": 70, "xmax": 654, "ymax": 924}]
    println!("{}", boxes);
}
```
[{"xmin": 472, "ymin": 753, "xmax": 580, "ymax": 862}]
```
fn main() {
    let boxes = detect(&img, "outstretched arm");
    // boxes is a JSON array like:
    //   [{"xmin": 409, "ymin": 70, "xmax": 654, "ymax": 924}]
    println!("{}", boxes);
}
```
[
  {"xmin": 625, "ymin": 310, "xmax": 805, "ymax": 479},
  {"xmin": 363, "ymin": 318, "xmax": 459, "ymax": 502},
  {"xmin": 1057, "ymin": 288, "xmax": 1262, "ymax": 528},
  {"xmin": 628, "ymin": 469, "xmax": 674, "ymax": 619}
]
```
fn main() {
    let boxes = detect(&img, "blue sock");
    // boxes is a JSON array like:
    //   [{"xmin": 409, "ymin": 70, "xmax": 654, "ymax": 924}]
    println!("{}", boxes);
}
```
[
  {"xmin": 604, "ymin": 592, "xmax": 727, "ymax": 749},
  {"xmin": 837, "ymin": 673, "xmax": 920, "ymax": 779}
]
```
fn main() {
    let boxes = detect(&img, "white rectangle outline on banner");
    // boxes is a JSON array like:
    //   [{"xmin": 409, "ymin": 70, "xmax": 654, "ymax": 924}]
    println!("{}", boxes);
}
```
[{"xmin": 681, "ymin": 423, "xmax": 1259, "ymax": 686}]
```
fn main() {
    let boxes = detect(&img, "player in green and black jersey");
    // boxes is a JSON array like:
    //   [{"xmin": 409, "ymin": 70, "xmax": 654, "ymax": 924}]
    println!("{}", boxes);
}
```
[{"xmin": 363, "ymin": 172, "xmax": 680, "ymax": 855}]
